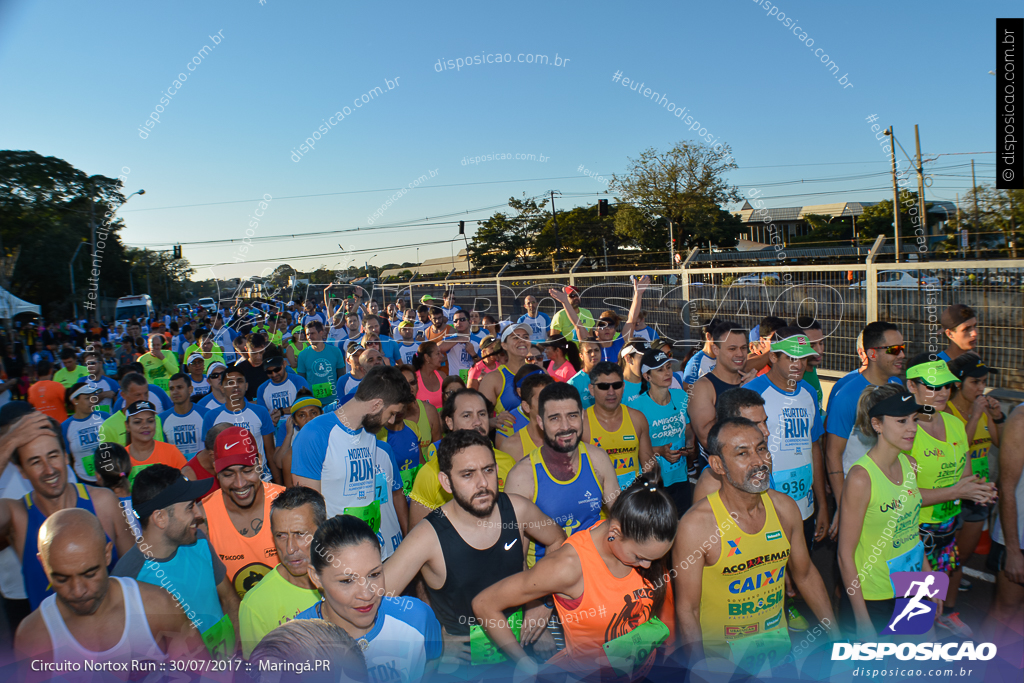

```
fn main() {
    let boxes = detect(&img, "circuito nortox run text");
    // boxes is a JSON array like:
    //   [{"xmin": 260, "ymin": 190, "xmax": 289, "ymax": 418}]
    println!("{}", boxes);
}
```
[{"xmin": 290, "ymin": 77, "xmax": 401, "ymax": 162}]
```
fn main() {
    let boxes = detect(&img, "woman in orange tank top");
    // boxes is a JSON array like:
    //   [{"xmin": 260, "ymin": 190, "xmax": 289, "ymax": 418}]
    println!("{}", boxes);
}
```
[{"xmin": 473, "ymin": 475, "xmax": 677, "ymax": 682}]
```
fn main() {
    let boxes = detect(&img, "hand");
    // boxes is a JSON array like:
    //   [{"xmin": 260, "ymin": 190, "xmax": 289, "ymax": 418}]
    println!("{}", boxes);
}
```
[
  {"xmin": 529, "ymin": 628, "xmax": 557, "ymax": 661},
  {"xmin": 1004, "ymin": 547, "xmax": 1024, "ymax": 585},
  {"xmin": 663, "ymin": 448, "xmax": 684, "ymax": 464},
  {"xmin": 285, "ymin": 415, "xmax": 295, "ymax": 438},
  {"xmin": 971, "ymin": 395, "xmax": 988, "ymax": 420},
  {"xmin": 0, "ymin": 411, "xmax": 53, "ymax": 465},
  {"xmin": 491, "ymin": 411, "xmax": 515, "ymax": 433},
  {"xmin": 548, "ymin": 288, "xmax": 571, "ymax": 306},
  {"xmin": 439, "ymin": 627, "xmax": 471, "ymax": 667},
  {"xmin": 738, "ymin": 369, "xmax": 757, "ymax": 384},
  {"xmin": 829, "ymin": 509, "xmax": 840, "ymax": 540},
  {"xmin": 633, "ymin": 274, "xmax": 650, "ymax": 295},
  {"xmin": 954, "ymin": 476, "xmax": 998, "ymax": 505},
  {"xmin": 814, "ymin": 510, "xmax": 829, "ymax": 542},
  {"xmin": 270, "ymin": 408, "xmax": 282, "ymax": 426},
  {"xmin": 985, "ymin": 396, "xmax": 1003, "ymax": 420},
  {"xmin": 520, "ymin": 603, "xmax": 552, "ymax": 645}
]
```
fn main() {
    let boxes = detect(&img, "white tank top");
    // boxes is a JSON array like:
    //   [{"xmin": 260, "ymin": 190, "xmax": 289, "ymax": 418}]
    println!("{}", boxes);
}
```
[
  {"xmin": 992, "ymin": 454, "xmax": 1024, "ymax": 550},
  {"xmin": 40, "ymin": 577, "xmax": 166, "ymax": 665}
]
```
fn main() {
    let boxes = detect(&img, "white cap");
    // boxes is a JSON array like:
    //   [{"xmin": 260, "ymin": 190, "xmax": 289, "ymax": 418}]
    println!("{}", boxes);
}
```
[{"xmin": 501, "ymin": 323, "xmax": 532, "ymax": 343}]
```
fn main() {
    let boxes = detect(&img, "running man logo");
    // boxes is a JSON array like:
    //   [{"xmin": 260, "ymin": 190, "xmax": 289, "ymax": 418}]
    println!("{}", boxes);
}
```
[
  {"xmin": 727, "ymin": 538, "xmax": 742, "ymax": 557},
  {"xmin": 883, "ymin": 572, "xmax": 949, "ymax": 635}
]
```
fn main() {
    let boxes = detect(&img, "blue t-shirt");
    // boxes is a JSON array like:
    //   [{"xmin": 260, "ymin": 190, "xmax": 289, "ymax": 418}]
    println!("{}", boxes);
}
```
[
  {"xmin": 599, "ymin": 337, "xmax": 625, "ymax": 364},
  {"xmin": 202, "ymin": 402, "xmax": 276, "ymax": 479},
  {"xmin": 937, "ymin": 350, "xmax": 952, "ymax": 362},
  {"xmin": 567, "ymin": 370, "xmax": 595, "ymax": 411},
  {"xmin": 256, "ymin": 375, "xmax": 311, "ymax": 414},
  {"xmin": 518, "ymin": 312, "xmax": 552, "ymax": 342},
  {"xmin": 496, "ymin": 406, "xmax": 530, "ymax": 438},
  {"xmin": 296, "ymin": 344, "xmax": 346, "ymax": 403},
  {"xmin": 382, "ymin": 425, "xmax": 421, "ymax": 474},
  {"xmin": 682, "ymin": 350, "xmax": 716, "ymax": 386},
  {"xmin": 295, "ymin": 596, "xmax": 442, "ymax": 683},
  {"xmin": 825, "ymin": 371, "xmax": 903, "ymax": 439},
  {"xmin": 159, "ymin": 405, "xmax": 209, "ymax": 457}
]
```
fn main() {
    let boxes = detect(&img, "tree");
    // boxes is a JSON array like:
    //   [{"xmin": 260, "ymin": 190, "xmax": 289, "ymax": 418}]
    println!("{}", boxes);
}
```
[
  {"xmin": 534, "ymin": 202, "xmax": 625, "ymax": 263},
  {"xmin": 467, "ymin": 194, "xmax": 549, "ymax": 272},
  {"xmin": 611, "ymin": 140, "xmax": 744, "ymax": 254},
  {"xmin": 790, "ymin": 213, "xmax": 852, "ymax": 245},
  {"xmin": 855, "ymin": 190, "xmax": 939, "ymax": 247}
]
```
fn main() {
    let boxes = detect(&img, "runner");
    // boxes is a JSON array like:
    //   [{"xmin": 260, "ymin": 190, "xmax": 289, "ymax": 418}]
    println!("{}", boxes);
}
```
[
  {"xmin": 467, "ymin": 335, "xmax": 504, "ymax": 390},
  {"xmin": 688, "ymin": 323, "xmax": 748, "ymax": 469},
  {"xmin": 81, "ymin": 350, "xmax": 120, "ymax": 413},
  {"xmin": 377, "ymin": 406, "xmax": 422, "ymax": 504},
  {"xmin": 625, "ymin": 349, "xmax": 693, "ymax": 514},
  {"xmin": 394, "ymin": 320, "xmax": 420, "ymax": 365},
  {"xmin": 203, "ymin": 426, "xmax": 285, "ymax": 598},
  {"xmin": 479, "ymin": 323, "xmax": 532, "ymax": 416},
  {"xmin": 182, "ymin": 423, "xmax": 230, "ymax": 492},
  {"xmin": 566, "ymin": 338, "xmax": 603, "ymax": 409},
  {"xmin": 92, "ymin": 442, "xmax": 141, "ymax": 537},
  {"xmin": 295, "ymin": 515, "xmax": 442, "ymax": 681},
  {"xmin": 441, "ymin": 375, "xmax": 466, "ymax": 404},
  {"xmin": 581, "ymin": 361, "xmax": 655, "ymax": 491},
  {"xmin": 126, "ymin": 401, "xmax": 188, "ymax": 472},
  {"xmin": 692, "ymin": 388, "xmax": 770, "ymax": 503},
  {"xmin": 386, "ymin": 429, "xmax": 566, "ymax": 670},
  {"xmin": 504, "ymin": 382, "xmax": 620, "ymax": 565},
  {"xmin": 675, "ymin": 418, "xmax": 835, "ymax": 671},
  {"xmin": 793, "ymin": 318, "xmax": 826, "ymax": 413},
  {"xmin": 13, "ymin": 508, "xmax": 201, "ymax": 668},
  {"xmin": 359, "ymin": 314, "xmax": 401, "ymax": 366},
  {"xmin": 495, "ymin": 371, "xmax": 554, "ymax": 462},
  {"xmin": 160, "ymin": 373, "xmax": 207, "ymax": 458},
  {"xmin": 407, "ymin": 389, "xmax": 520, "ymax": 527},
  {"xmin": 824, "ymin": 321, "xmax": 905, "ymax": 500},
  {"xmin": 202, "ymin": 366, "xmax": 276, "ymax": 481},
  {"xmin": 474, "ymin": 475, "xmax": 677, "ymax": 682},
  {"xmin": 197, "ymin": 361, "xmax": 228, "ymax": 411},
  {"xmin": 397, "ymin": 365, "xmax": 442, "ymax": 459},
  {"xmin": 234, "ymin": 333, "xmax": 272, "ymax": 401},
  {"xmin": 542, "ymin": 334, "xmax": 580, "ymax": 383},
  {"xmin": 60, "ymin": 383, "xmax": 104, "ymax": 483},
  {"xmin": 518, "ymin": 294, "xmax": 551, "ymax": 342},
  {"xmin": 113, "ymin": 464, "xmax": 240, "ymax": 660},
  {"xmin": 53, "ymin": 349, "xmax": 88, "ymax": 389},
  {"xmin": 549, "ymin": 286, "xmax": 595, "ymax": 340},
  {"xmin": 256, "ymin": 355, "xmax": 311, "ymax": 419},
  {"xmin": 185, "ymin": 330, "xmax": 224, "ymax": 372},
  {"xmin": 411, "ymin": 341, "xmax": 445, "ymax": 410},
  {"xmin": 296, "ymin": 320, "xmax": 346, "ymax": 405},
  {"xmin": 946, "ymin": 353, "xmax": 1003, "ymax": 588},
  {"xmin": 681, "ymin": 319, "xmax": 722, "ymax": 392},
  {"xmin": 27, "ymin": 360, "xmax": 67, "ymax": 423},
  {"xmin": 291, "ymin": 366, "xmax": 413, "ymax": 559},
  {"xmin": 0, "ymin": 415, "xmax": 134, "ymax": 610},
  {"xmin": 938, "ymin": 303, "xmax": 978, "ymax": 362},
  {"xmin": 138, "ymin": 334, "xmax": 179, "ymax": 393},
  {"xmin": 438, "ymin": 309, "xmax": 481, "ymax": 381},
  {"xmin": 619, "ymin": 340, "xmax": 648, "ymax": 401}
]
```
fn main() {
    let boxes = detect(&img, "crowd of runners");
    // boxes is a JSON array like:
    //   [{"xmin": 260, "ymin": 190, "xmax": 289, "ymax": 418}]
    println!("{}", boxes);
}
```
[{"xmin": 0, "ymin": 280, "xmax": 1021, "ymax": 681}]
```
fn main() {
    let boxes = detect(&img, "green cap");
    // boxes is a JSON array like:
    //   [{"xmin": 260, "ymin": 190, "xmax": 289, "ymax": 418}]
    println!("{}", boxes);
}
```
[
  {"xmin": 770, "ymin": 334, "xmax": 819, "ymax": 359},
  {"xmin": 907, "ymin": 360, "xmax": 959, "ymax": 388}
]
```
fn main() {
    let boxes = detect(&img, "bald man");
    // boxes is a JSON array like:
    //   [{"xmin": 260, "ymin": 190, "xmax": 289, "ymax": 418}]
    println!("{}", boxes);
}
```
[
  {"xmin": 0, "ymin": 413, "xmax": 135, "ymax": 609},
  {"xmin": 14, "ymin": 509, "xmax": 206, "ymax": 670}
]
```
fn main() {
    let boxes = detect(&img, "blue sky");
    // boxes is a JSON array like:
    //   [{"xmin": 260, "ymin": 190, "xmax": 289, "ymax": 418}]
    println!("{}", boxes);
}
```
[{"xmin": 0, "ymin": 0, "xmax": 1012, "ymax": 280}]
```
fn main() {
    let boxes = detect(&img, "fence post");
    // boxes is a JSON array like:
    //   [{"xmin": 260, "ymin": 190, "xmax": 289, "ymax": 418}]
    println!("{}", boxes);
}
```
[
  {"xmin": 681, "ymin": 248, "xmax": 699, "ymax": 302},
  {"xmin": 865, "ymin": 235, "xmax": 886, "ymax": 324},
  {"xmin": 568, "ymin": 255, "xmax": 585, "ymax": 291},
  {"xmin": 496, "ymin": 261, "xmax": 512, "ymax": 320}
]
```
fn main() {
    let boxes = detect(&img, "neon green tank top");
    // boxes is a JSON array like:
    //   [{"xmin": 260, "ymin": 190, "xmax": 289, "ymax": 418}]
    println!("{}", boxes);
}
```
[
  {"xmin": 905, "ymin": 412, "xmax": 968, "ymax": 523},
  {"xmin": 851, "ymin": 452, "xmax": 923, "ymax": 600}
]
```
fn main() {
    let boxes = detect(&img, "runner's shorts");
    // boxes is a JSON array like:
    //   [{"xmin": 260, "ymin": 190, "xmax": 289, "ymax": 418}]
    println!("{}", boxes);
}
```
[{"xmin": 920, "ymin": 516, "xmax": 960, "ymax": 573}]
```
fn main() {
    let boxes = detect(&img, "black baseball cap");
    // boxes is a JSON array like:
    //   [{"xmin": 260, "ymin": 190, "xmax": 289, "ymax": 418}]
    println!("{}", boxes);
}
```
[
  {"xmin": 868, "ymin": 390, "xmax": 924, "ymax": 418},
  {"xmin": 640, "ymin": 349, "xmax": 672, "ymax": 374},
  {"xmin": 133, "ymin": 472, "xmax": 214, "ymax": 519},
  {"xmin": 948, "ymin": 354, "xmax": 998, "ymax": 380}
]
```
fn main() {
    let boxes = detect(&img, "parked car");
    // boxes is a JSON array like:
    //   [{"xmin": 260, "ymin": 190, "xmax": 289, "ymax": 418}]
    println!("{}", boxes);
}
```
[
  {"xmin": 197, "ymin": 297, "xmax": 218, "ymax": 312},
  {"xmin": 735, "ymin": 272, "xmax": 782, "ymax": 285},
  {"xmin": 849, "ymin": 271, "xmax": 941, "ymax": 290}
]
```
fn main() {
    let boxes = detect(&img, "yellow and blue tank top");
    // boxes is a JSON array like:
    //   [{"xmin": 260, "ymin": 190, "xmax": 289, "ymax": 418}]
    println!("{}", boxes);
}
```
[
  {"xmin": 494, "ymin": 366, "xmax": 518, "ymax": 414},
  {"xmin": 586, "ymin": 405, "xmax": 640, "ymax": 490},
  {"xmin": 527, "ymin": 445, "xmax": 604, "ymax": 566}
]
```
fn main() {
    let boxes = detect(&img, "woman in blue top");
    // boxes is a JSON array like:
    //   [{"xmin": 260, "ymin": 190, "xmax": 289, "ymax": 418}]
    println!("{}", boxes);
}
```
[
  {"xmin": 61, "ymin": 382, "xmax": 106, "ymax": 483},
  {"xmin": 297, "ymin": 515, "xmax": 442, "ymax": 683},
  {"xmin": 625, "ymin": 348, "xmax": 694, "ymax": 516}
]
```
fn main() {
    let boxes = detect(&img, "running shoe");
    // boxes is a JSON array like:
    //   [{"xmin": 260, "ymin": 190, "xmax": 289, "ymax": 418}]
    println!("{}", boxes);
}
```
[
  {"xmin": 935, "ymin": 612, "xmax": 974, "ymax": 638},
  {"xmin": 786, "ymin": 602, "xmax": 809, "ymax": 631},
  {"xmin": 959, "ymin": 577, "xmax": 972, "ymax": 593}
]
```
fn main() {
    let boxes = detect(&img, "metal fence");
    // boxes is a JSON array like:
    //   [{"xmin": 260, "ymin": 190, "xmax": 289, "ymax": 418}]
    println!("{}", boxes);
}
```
[{"xmin": 369, "ymin": 244, "xmax": 1024, "ymax": 392}]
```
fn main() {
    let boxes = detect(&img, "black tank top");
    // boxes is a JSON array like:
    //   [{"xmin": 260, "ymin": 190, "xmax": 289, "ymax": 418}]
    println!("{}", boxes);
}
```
[
  {"xmin": 697, "ymin": 372, "xmax": 744, "ymax": 463},
  {"xmin": 425, "ymin": 492, "xmax": 524, "ymax": 635}
]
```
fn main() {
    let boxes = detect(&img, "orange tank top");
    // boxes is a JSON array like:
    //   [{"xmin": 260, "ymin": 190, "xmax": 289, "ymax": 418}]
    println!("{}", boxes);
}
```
[
  {"xmin": 127, "ymin": 441, "xmax": 187, "ymax": 469},
  {"xmin": 203, "ymin": 481, "xmax": 284, "ymax": 597},
  {"xmin": 552, "ymin": 522, "xmax": 656, "ymax": 673}
]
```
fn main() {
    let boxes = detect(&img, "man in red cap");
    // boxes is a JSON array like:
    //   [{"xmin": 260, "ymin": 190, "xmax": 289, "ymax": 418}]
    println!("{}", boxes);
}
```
[
  {"xmin": 549, "ymin": 286, "xmax": 594, "ymax": 341},
  {"xmin": 202, "ymin": 426, "xmax": 285, "ymax": 598}
]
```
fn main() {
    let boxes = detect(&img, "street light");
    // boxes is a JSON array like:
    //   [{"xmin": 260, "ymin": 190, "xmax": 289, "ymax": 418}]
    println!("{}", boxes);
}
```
[
  {"xmin": 365, "ymin": 254, "xmax": 379, "ymax": 279},
  {"xmin": 87, "ymin": 184, "xmax": 146, "ymax": 321}
]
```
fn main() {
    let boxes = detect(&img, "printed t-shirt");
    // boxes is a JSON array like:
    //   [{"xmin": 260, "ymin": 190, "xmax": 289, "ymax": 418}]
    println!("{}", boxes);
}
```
[
  {"xmin": 53, "ymin": 365, "xmax": 89, "ymax": 389},
  {"xmin": 159, "ymin": 405, "xmax": 208, "ymax": 457},
  {"xmin": 138, "ymin": 352, "xmax": 179, "ymax": 392},
  {"xmin": 291, "ymin": 413, "xmax": 404, "ymax": 559},
  {"xmin": 202, "ymin": 402, "xmax": 276, "ymax": 478},
  {"xmin": 551, "ymin": 307, "xmax": 595, "ymax": 340},
  {"xmin": 905, "ymin": 412, "xmax": 968, "ymax": 524},
  {"xmin": 742, "ymin": 375, "xmax": 824, "ymax": 520},
  {"xmin": 256, "ymin": 375, "xmax": 312, "ymax": 414},
  {"xmin": 518, "ymin": 312, "xmax": 552, "ymax": 342},
  {"xmin": 203, "ymin": 481, "xmax": 285, "ymax": 597},
  {"xmin": 947, "ymin": 402, "xmax": 993, "ymax": 482},
  {"xmin": 626, "ymin": 388, "xmax": 690, "ymax": 485},
  {"xmin": 443, "ymin": 336, "xmax": 480, "ymax": 378},
  {"xmin": 61, "ymin": 413, "xmax": 105, "ymax": 481},
  {"xmin": 296, "ymin": 344, "xmax": 346, "ymax": 402},
  {"xmin": 682, "ymin": 350, "xmax": 716, "ymax": 386},
  {"xmin": 238, "ymin": 565, "xmax": 321, "ymax": 659},
  {"xmin": 295, "ymin": 596, "xmax": 442, "ymax": 683}
]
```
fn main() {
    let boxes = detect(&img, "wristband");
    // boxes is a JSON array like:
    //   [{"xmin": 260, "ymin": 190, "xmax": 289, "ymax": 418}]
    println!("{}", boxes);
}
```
[{"xmin": 994, "ymin": 413, "xmax": 1006, "ymax": 424}]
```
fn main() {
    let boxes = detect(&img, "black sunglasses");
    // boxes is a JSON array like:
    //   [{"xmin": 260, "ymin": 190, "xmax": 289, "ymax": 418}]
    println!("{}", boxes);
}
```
[
  {"xmin": 208, "ymin": 372, "xmax": 226, "ymax": 380},
  {"xmin": 526, "ymin": 355, "xmax": 544, "ymax": 362},
  {"xmin": 594, "ymin": 381, "xmax": 624, "ymax": 391}
]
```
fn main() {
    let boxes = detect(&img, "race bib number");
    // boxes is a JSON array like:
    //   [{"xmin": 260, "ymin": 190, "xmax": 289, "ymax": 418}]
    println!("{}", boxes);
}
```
[
  {"xmin": 81, "ymin": 453, "xmax": 96, "ymax": 478},
  {"xmin": 153, "ymin": 378, "xmax": 170, "ymax": 392},
  {"xmin": 773, "ymin": 464, "xmax": 812, "ymax": 502},
  {"xmin": 400, "ymin": 465, "xmax": 421, "ymax": 497},
  {"xmin": 971, "ymin": 449, "xmax": 990, "ymax": 482},
  {"xmin": 201, "ymin": 613, "xmax": 235, "ymax": 661},
  {"xmin": 344, "ymin": 501, "xmax": 382, "ymax": 533},
  {"xmin": 726, "ymin": 622, "xmax": 791, "ymax": 673},
  {"xmin": 375, "ymin": 471, "xmax": 389, "ymax": 504},
  {"xmin": 886, "ymin": 541, "xmax": 924, "ymax": 578},
  {"xmin": 311, "ymin": 382, "xmax": 333, "ymax": 400},
  {"xmin": 602, "ymin": 616, "xmax": 670, "ymax": 679},
  {"xmin": 931, "ymin": 499, "xmax": 960, "ymax": 523},
  {"xmin": 470, "ymin": 609, "xmax": 522, "ymax": 665}
]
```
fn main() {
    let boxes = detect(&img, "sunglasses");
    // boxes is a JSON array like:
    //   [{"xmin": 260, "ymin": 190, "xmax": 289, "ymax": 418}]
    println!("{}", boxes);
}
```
[
  {"xmin": 870, "ymin": 344, "xmax": 906, "ymax": 356},
  {"xmin": 452, "ymin": 317, "xmax": 468, "ymax": 323},
  {"xmin": 526, "ymin": 355, "xmax": 544, "ymax": 362},
  {"xmin": 208, "ymin": 372, "xmax": 225, "ymax": 380},
  {"xmin": 594, "ymin": 381, "xmax": 625, "ymax": 391},
  {"xmin": 268, "ymin": 365, "xmax": 286, "ymax": 373}
]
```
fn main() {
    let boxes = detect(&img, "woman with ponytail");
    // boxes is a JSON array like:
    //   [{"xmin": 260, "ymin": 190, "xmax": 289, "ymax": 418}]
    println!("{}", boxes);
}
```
[
  {"xmin": 411, "ymin": 341, "xmax": 444, "ymax": 410},
  {"xmin": 473, "ymin": 474, "xmax": 676, "ymax": 681},
  {"xmin": 542, "ymin": 334, "xmax": 581, "ymax": 383},
  {"xmin": 93, "ymin": 442, "xmax": 140, "ymax": 537}
]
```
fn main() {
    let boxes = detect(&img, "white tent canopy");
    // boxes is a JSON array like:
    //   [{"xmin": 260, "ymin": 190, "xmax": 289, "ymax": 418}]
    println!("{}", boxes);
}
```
[{"xmin": 0, "ymin": 286, "xmax": 41, "ymax": 318}]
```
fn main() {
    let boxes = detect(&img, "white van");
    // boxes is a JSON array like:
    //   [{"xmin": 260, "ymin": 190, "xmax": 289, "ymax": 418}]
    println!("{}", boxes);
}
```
[{"xmin": 114, "ymin": 294, "xmax": 154, "ymax": 325}]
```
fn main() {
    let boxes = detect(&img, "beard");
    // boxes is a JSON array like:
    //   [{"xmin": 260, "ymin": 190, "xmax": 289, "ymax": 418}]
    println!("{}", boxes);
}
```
[
  {"xmin": 361, "ymin": 409, "xmax": 387, "ymax": 433},
  {"xmin": 452, "ymin": 485, "xmax": 498, "ymax": 518},
  {"xmin": 542, "ymin": 428, "xmax": 581, "ymax": 454},
  {"xmin": 723, "ymin": 464, "xmax": 770, "ymax": 494}
]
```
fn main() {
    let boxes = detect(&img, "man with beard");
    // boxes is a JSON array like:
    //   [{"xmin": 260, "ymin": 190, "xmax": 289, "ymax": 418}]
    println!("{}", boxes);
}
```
[
  {"xmin": 384, "ymin": 429, "xmax": 565, "ymax": 667},
  {"xmin": 673, "ymin": 418, "xmax": 834, "ymax": 672},
  {"xmin": 291, "ymin": 365, "xmax": 414, "ymax": 559},
  {"xmin": 202, "ymin": 426, "xmax": 286, "ymax": 598},
  {"xmin": 14, "ymin": 509, "xmax": 203, "ymax": 671},
  {"xmin": 504, "ymin": 382, "xmax": 620, "ymax": 566},
  {"xmin": 238, "ymin": 486, "xmax": 325, "ymax": 659},
  {"xmin": 0, "ymin": 414, "xmax": 135, "ymax": 610},
  {"xmin": 408, "ymin": 389, "xmax": 521, "ymax": 527}
]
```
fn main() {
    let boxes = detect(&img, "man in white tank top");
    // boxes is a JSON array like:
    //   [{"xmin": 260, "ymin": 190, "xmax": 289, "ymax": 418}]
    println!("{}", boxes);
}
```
[{"xmin": 13, "ymin": 508, "xmax": 207, "ymax": 670}]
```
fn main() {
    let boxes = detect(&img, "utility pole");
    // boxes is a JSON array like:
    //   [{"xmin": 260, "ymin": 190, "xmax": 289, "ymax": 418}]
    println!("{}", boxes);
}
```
[
  {"xmin": 550, "ymin": 190, "xmax": 561, "ymax": 265},
  {"xmin": 915, "ymin": 125, "xmax": 928, "ymax": 248},
  {"xmin": 885, "ymin": 127, "xmax": 901, "ymax": 263},
  {"xmin": 602, "ymin": 237, "xmax": 609, "ymax": 271},
  {"xmin": 971, "ymin": 159, "xmax": 981, "ymax": 258},
  {"xmin": 668, "ymin": 219, "xmax": 675, "ymax": 268},
  {"xmin": 956, "ymin": 193, "xmax": 964, "ymax": 258},
  {"xmin": 88, "ymin": 183, "xmax": 97, "ymax": 324}
]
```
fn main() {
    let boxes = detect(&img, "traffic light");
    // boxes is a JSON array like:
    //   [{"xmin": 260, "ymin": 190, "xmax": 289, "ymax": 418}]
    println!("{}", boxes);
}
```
[
  {"xmin": 597, "ymin": 199, "xmax": 609, "ymax": 216},
  {"xmin": 173, "ymin": 244, "xmax": 182, "ymax": 259},
  {"xmin": 458, "ymin": 221, "xmax": 465, "ymax": 235}
]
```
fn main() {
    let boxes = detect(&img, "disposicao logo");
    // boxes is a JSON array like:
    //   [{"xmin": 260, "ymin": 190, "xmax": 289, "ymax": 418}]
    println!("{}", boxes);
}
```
[{"xmin": 885, "ymin": 571, "xmax": 948, "ymax": 635}]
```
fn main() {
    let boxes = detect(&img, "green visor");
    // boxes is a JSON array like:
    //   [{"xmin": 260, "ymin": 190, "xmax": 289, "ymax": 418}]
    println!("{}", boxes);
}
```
[
  {"xmin": 907, "ymin": 360, "xmax": 959, "ymax": 387},
  {"xmin": 770, "ymin": 335, "xmax": 819, "ymax": 359}
]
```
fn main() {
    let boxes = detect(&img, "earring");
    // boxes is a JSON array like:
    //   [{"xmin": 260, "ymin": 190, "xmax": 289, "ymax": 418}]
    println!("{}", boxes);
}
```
[{"xmin": 608, "ymin": 536, "xmax": 615, "ymax": 542}]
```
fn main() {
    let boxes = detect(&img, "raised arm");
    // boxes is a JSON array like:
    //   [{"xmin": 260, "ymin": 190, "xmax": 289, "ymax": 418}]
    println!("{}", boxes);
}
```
[
  {"xmin": 619, "ymin": 275, "xmax": 649, "ymax": 340},
  {"xmin": 548, "ymin": 288, "xmax": 585, "ymax": 341}
]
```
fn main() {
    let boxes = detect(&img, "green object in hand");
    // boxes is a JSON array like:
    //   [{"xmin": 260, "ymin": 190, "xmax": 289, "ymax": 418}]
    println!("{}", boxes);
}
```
[
  {"xmin": 469, "ymin": 609, "xmax": 523, "ymax": 665},
  {"xmin": 601, "ymin": 616, "xmax": 669, "ymax": 679},
  {"xmin": 344, "ymin": 501, "xmax": 381, "ymax": 533}
]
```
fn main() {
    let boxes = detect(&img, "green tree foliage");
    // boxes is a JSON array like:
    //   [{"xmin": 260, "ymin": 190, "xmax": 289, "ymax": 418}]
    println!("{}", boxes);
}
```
[
  {"xmin": 790, "ymin": 213, "xmax": 853, "ymax": 245},
  {"xmin": 467, "ymin": 194, "xmax": 548, "ymax": 272},
  {"xmin": 534, "ymin": 202, "xmax": 624, "ymax": 262},
  {"xmin": 611, "ymin": 140, "xmax": 744, "ymax": 252},
  {"xmin": 855, "ymin": 190, "xmax": 938, "ymax": 244},
  {"xmin": 938, "ymin": 186, "xmax": 1024, "ymax": 258}
]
